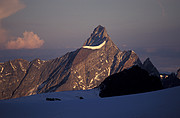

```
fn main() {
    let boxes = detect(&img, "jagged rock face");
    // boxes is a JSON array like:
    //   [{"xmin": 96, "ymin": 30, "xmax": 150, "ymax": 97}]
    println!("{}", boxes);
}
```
[
  {"xmin": 83, "ymin": 25, "xmax": 109, "ymax": 46},
  {"xmin": 0, "ymin": 59, "xmax": 29, "ymax": 99},
  {"xmin": 143, "ymin": 58, "xmax": 159, "ymax": 77},
  {"xmin": 161, "ymin": 73, "xmax": 180, "ymax": 88},
  {"xmin": 0, "ymin": 25, "xmax": 142, "ymax": 100},
  {"xmin": 38, "ymin": 25, "xmax": 142, "ymax": 93},
  {"xmin": 99, "ymin": 66, "xmax": 163, "ymax": 98},
  {"xmin": 160, "ymin": 68, "xmax": 180, "ymax": 88},
  {"xmin": 10, "ymin": 58, "xmax": 50, "ymax": 98},
  {"xmin": 161, "ymin": 68, "xmax": 180, "ymax": 88}
]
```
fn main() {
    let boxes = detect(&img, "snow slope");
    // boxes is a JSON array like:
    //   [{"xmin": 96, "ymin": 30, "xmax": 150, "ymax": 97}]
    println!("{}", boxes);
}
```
[{"xmin": 1, "ymin": 87, "xmax": 180, "ymax": 118}]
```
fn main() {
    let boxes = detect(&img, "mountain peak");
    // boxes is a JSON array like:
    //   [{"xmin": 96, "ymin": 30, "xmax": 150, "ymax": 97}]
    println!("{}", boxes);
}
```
[
  {"xmin": 93, "ymin": 25, "xmax": 106, "ymax": 34},
  {"xmin": 83, "ymin": 25, "xmax": 110, "ymax": 47},
  {"xmin": 146, "ymin": 57, "xmax": 150, "ymax": 60},
  {"xmin": 143, "ymin": 58, "xmax": 159, "ymax": 77}
]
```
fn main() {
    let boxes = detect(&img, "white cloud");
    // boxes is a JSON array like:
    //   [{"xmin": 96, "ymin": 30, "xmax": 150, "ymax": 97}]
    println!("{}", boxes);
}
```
[{"xmin": 7, "ymin": 31, "xmax": 44, "ymax": 49}]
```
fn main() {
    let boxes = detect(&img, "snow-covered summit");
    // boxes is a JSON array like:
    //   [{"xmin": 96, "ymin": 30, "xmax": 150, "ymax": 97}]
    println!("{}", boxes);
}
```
[{"xmin": 83, "ymin": 25, "xmax": 110, "ymax": 47}]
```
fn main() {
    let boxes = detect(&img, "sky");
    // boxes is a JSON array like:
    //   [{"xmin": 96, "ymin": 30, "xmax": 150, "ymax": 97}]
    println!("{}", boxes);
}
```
[{"xmin": 0, "ymin": 0, "xmax": 180, "ymax": 73}]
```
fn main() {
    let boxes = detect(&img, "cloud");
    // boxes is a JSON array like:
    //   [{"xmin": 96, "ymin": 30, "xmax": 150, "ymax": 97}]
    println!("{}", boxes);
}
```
[
  {"xmin": 0, "ymin": 0, "xmax": 25, "ymax": 19},
  {"xmin": 0, "ymin": 0, "xmax": 25, "ymax": 49},
  {"xmin": 0, "ymin": 24, "xmax": 7, "ymax": 47},
  {"xmin": 157, "ymin": 0, "xmax": 166, "ymax": 17},
  {"xmin": 6, "ymin": 31, "xmax": 44, "ymax": 49}
]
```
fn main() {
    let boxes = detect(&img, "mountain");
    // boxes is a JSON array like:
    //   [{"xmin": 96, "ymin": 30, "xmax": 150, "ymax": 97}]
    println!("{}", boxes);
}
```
[
  {"xmin": 143, "ymin": 58, "xmax": 159, "ymax": 77},
  {"xmin": 0, "ymin": 25, "xmax": 143, "ymax": 100},
  {"xmin": 99, "ymin": 66, "xmax": 163, "ymax": 98}
]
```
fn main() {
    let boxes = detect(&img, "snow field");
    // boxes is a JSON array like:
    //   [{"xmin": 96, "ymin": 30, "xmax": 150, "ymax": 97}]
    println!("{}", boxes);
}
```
[{"xmin": 0, "ymin": 87, "xmax": 180, "ymax": 118}]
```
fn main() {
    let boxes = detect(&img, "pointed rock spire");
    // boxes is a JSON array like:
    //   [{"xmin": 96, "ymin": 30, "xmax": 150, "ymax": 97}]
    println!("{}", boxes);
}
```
[
  {"xmin": 143, "ymin": 58, "xmax": 160, "ymax": 77},
  {"xmin": 92, "ymin": 25, "xmax": 108, "ymax": 37},
  {"xmin": 83, "ymin": 25, "xmax": 110, "ymax": 46}
]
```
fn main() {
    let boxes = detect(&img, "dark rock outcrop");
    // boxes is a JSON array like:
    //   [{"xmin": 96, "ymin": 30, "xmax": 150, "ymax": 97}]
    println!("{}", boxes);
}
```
[
  {"xmin": 161, "ymin": 72, "xmax": 180, "ymax": 88},
  {"xmin": 99, "ymin": 66, "xmax": 163, "ymax": 98},
  {"xmin": 177, "ymin": 68, "xmax": 180, "ymax": 79},
  {"xmin": 143, "ymin": 58, "xmax": 159, "ymax": 77}
]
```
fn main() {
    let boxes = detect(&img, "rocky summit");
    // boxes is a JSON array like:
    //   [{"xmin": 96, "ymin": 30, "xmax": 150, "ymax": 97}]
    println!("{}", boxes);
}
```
[
  {"xmin": 143, "ymin": 58, "xmax": 160, "ymax": 77},
  {"xmin": 0, "ymin": 25, "xmax": 144, "ymax": 100}
]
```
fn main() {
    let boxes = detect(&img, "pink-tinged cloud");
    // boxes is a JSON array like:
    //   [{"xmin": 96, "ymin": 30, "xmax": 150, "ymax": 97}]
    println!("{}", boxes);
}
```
[
  {"xmin": 7, "ymin": 31, "xmax": 44, "ymax": 49},
  {"xmin": 0, "ymin": 24, "xmax": 7, "ymax": 46},
  {"xmin": 0, "ymin": 0, "xmax": 25, "ymax": 19},
  {"xmin": 0, "ymin": 0, "xmax": 25, "ymax": 49}
]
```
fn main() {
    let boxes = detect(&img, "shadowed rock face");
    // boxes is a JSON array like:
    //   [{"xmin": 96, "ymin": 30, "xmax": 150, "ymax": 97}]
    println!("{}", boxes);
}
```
[
  {"xmin": 143, "ymin": 58, "xmax": 160, "ymax": 77},
  {"xmin": 177, "ymin": 68, "xmax": 180, "ymax": 79},
  {"xmin": 99, "ymin": 66, "xmax": 163, "ymax": 98},
  {"xmin": 161, "ymin": 71, "xmax": 180, "ymax": 88},
  {"xmin": 0, "ymin": 25, "xmax": 142, "ymax": 100},
  {"xmin": 83, "ymin": 25, "xmax": 109, "ymax": 46}
]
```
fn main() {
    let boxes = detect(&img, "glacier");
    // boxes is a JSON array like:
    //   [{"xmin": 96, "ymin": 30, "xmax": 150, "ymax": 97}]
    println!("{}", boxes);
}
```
[{"xmin": 0, "ymin": 86, "xmax": 180, "ymax": 118}]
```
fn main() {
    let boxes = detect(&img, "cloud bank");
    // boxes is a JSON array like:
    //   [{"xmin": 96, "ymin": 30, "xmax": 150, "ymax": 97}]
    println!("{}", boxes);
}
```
[
  {"xmin": 7, "ymin": 31, "xmax": 44, "ymax": 49},
  {"xmin": 0, "ymin": 0, "xmax": 25, "ymax": 49}
]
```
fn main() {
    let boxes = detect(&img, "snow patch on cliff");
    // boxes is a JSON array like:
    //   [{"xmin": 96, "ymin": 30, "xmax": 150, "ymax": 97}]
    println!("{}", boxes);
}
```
[{"xmin": 82, "ymin": 41, "xmax": 106, "ymax": 50}]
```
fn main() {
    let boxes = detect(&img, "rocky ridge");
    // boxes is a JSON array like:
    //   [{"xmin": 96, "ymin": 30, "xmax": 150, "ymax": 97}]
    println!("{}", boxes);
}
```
[
  {"xmin": 143, "ymin": 58, "xmax": 160, "ymax": 77},
  {"xmin": 0, "ymin": 25, "xmax": 149, "ymax": 100}
]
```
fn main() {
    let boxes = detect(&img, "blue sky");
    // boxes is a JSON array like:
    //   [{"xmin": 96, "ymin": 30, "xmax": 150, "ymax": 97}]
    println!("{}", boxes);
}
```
[{"xmin": 0, "ymin": 0, "xmax": 180, "ymax": 72}]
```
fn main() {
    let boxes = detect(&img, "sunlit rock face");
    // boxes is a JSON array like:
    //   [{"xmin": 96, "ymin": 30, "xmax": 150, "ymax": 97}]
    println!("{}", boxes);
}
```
[
  {"xmin": 38, "ymin": 25, "xmax": 142, "ymax": 92},
  {"xmin": 0, "ymin": 59, "xmax": 29, "ymax": 99},
  {"xmin": 0, "ymin": 58, "xmax": 49, "ymax": 99},
  {"xmin": 0, "ymin": 25, "xmax": 142, "ymax": 100}
]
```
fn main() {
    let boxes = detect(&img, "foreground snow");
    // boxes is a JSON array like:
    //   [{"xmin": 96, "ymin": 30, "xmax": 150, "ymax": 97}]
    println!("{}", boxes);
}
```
[{"xmin": 1, "ymin": 87, "xmax": 180, "ymax": 118}]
